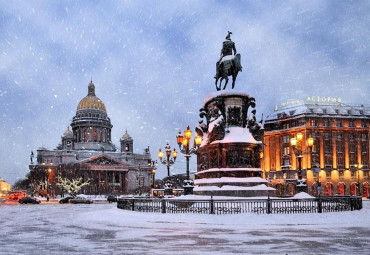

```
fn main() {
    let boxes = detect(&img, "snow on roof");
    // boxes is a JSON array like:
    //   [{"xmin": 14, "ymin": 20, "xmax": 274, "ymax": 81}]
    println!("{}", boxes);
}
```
[
  {"xmin": 193, "ymin": 184, "xmax": 274, "ymax": 191},
  {"xmin": 210, "ymin": 126, "xmax": 260, "ymax": 145},
  {"xmin": 194, "ymin": 177, "xmax": 267, "ymax": 185},
  {"xmin": 266, "ymin": 102, "xmax": 370, "ymax": 121},
  {"xmin": 196, "ymin": 167, "xmax": 262, "ymax": 175}
]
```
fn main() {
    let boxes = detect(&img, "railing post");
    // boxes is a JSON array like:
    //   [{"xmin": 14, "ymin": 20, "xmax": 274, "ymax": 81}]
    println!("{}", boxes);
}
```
[
  {"xmin": 131, "ymin": 199, "xmax": 135, "ymax": 211},
  {"xmin": 210, "ymin": 196, "xmax": 214, "ymax": 214},
  {"xmin": 317, "ymin": 197, "xmax": 322, "ymax": 213},
  {"xmin": 350, "ymin": 197, "xmax": 354, "ymax": 211},
  {"xmin": 267, "ymin": 196, "xmax": 272, "ymax": 214},
  {"xmin": 161, "ymin": 199, "xmax": 166, "ymax": 214}
]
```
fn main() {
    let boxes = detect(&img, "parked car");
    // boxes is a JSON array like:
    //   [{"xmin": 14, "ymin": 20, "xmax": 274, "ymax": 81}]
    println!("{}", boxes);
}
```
[
  {"xmin": 107, "ymin": 195, "xmax": 117, "ymax": 203},
  {"xmin": 59, "ymin": 196, "xmax": 74, "ymax": 204},
  {"xmin": 18, "ymin": 197, "xmax": 41, "ymax": 204},
  {"xmin": 69, "ymin": 197, "xmax": 93, "ymax": 204}
]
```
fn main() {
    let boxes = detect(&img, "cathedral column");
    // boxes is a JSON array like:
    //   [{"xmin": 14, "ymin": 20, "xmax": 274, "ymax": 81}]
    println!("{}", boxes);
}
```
[{"xmin": 105, "ymin": 171, "xmax": 108, "ymax": 193}]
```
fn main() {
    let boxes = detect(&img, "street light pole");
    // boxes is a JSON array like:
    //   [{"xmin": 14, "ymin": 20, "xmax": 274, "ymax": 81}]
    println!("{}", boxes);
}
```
[
  {"xmin": 46, "ymin": 168, "xmax": 51, "ymax": 199},
  {"xmin": 355, "ymin": 164, "xmax": 362, "ymax": 197},
  {"xmin": 290, "ymin": 133, "xmax": 314, "ymax": 193},
  {"xmin": 158, "ymin": 143, "xmax": 177, "ymax": 177},
  {"xmin": 147, "ymin": 160, "xmax": 158, "ymax": 189},
  {"xmin": 176, "ymin": 126, "xmax": 202, "ymax": 195}
]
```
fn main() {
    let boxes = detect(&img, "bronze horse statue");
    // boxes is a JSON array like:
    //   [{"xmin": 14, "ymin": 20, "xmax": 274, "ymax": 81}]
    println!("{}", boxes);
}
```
[{"xmin": 215, "ymin": 53, "xmax": 242, "ymax": 91}]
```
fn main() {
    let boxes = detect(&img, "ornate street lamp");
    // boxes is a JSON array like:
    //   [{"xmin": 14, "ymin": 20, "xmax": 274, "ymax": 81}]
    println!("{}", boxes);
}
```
[
  {"xmin": 290, "ymin": 133, "xmax": 314, "ymax": 192},
  {"xmin": 354, "ymin": 164, "xmax": 362, "ymax": 197},
  {"xmin": 46, "ymin": 168, "xmax": 52, "ymax": 199},
  {"xmin": 148, "ymin": 160, "xmax": 158, "ymax": 188},
  {"xmin": 176, "ymin": 126, "xmax": 202, "ymax": 194},
  {"xmin": 158, "ymin": 143, "xmax": 177, "ymax": 177}
]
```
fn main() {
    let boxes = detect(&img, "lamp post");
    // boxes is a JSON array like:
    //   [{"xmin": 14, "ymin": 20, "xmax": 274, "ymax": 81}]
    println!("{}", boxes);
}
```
[
  {"xmin": 355, "ymin": 164, "xmax": 362, "ymax": 197},
  {"xmin": 176, "ymin": 126, "xmax": 202, "ymax": 194},
  {"xmin": 158, "ymin": 143, "xmax": 177, "ymax": 177},
  {"xmin": 46, "ymin": 168, "xmax": 52, "ymax": 199},
  {"xmin": 290, "ymin": 133, "xmax": 314, "ymax": 193},
  {"xmin": 148, "ymin": 160, "xmax": 158, "ymax": 188}
]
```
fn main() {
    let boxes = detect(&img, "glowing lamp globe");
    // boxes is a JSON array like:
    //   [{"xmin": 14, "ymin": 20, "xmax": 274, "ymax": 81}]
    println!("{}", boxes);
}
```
[
  {"xmin": 158, "ymin": 149, "xmax": 164, "ymax": 159},
  {"xmin": 195, "ymin": 135, "xmax": 202, "ymax": 146},
  {"xmin": 172, "ymin": 149, "xmax": 177, "ymax": 159},
  {"xmin": 290, "ymin": 137, "xmax": 297, "ymax": 147},
  {"xmin": 184, "ymin": 126, "xmax": 192, "ymax": 140}
]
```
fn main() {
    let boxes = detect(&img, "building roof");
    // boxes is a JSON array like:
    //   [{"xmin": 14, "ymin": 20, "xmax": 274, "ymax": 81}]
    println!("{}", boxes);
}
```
[
  {"xmin": 76, "ymin": 81, "xmax": 106, "ymax": 112},
  {"xmin": 266, "ymin": 98, "xmax": 370, "ymax": 122}
]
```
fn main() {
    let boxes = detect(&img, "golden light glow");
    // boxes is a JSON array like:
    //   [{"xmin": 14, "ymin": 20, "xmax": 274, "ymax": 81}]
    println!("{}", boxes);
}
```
[
  {"xmin": 195, "ymin": 135, "xmax": 202, "ymax": 146},
  {"xmin": 290, "ymin": 137, "xmax": 297, "ymax": 147},
  {"xmin": 297, "ymin": 132, "xmax": 303, "ymax": 141},
  {"xmin": 184, "ymin": 126, "xmax": 192, "ymax": 140},
  {"xmin": 260, "ymin": 151, "xmax": 264, "ymax": 159},
  {"xmin": 152, "ymin": 168, "xmax": 156, "ymax": 175},
  {"xmin": 172, "ymin": 149, "xmax": 177, "ymax": 159},
  {"xmin": 307, "ymin": 137, "xmax": 314, "ymax": 147},
  {"xmin": 176, "ymin": 131, "xmax": 183, "ymax": 145},
  {"xmin": 182, "ymin": 138, "xmax": 188, "ymax": 147},
  {"xmin": 158, "ymin": 149, "xmax": 164, "ymax": 159},
  {"xmin": 166, "ymin": 149, "xmax": 171, "ymax": 157},
  {"xmin": 47, "ymin": 168, "xmax": 52, "ymax": 173}
]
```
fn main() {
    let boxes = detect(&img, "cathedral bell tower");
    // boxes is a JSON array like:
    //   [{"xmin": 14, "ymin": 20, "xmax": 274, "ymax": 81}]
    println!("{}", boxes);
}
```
[
  {"xmin": 61, "ymin": 126, "xmax": 75, "ymax": 150},
  {"xmin": 120, "ymin": 130, "xmax": 133, "ymax": 153}
]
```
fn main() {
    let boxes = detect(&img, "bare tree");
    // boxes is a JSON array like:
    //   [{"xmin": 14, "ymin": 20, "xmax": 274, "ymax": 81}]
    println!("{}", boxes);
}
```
[{"xmin": 56, "ymin": 176, "xmax": 90, "ymax": 197}]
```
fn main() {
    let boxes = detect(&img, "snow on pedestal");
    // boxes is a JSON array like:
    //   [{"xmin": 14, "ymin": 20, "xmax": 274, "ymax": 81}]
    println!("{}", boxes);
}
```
[{"xmin": 194, "ymin": 91, "xmax": 275, "ymax": 197}]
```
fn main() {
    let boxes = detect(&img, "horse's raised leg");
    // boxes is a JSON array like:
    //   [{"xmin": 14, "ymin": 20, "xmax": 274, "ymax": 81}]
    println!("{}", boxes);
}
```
[
  {"xmin": 232, "ymin": 71, "xmax": 239, "ymax": 89},
  {"xmin": 215, "ymin": 78, "xmax": 221, "ymax": 91},
  {"xmin": 223, "ymin": 77, "xmax": 229, "ymax": 90}
]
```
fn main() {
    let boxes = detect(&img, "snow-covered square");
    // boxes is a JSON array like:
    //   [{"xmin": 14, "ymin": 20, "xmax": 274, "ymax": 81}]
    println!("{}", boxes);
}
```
[{"xmin": 1, "ymin": 201, "xmax": 369, "ymax": 254}]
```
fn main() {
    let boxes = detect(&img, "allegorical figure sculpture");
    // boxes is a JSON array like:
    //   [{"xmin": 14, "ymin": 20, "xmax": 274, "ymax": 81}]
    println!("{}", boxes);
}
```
[{"xmin": 215, "ymin": 31, "xmax": 242, "ymax": 91}]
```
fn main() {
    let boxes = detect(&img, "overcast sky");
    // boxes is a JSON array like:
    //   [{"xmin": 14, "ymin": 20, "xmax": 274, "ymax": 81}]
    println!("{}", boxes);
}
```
[{"xmin": 0, "ymin": 1, "xmax": 369, "ymax": 184}]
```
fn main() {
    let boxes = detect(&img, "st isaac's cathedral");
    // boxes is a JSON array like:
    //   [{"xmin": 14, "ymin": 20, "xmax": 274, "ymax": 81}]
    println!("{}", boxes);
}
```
[{"xmin": 29, "ymin": 81, "xmax": 153, "ymax": 195}]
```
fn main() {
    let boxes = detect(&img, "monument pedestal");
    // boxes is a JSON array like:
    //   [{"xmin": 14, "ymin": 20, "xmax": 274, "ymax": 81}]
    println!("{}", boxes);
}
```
[{"xmin": 194, "ymin": 91, "xmax": 275, "ymax": 197}]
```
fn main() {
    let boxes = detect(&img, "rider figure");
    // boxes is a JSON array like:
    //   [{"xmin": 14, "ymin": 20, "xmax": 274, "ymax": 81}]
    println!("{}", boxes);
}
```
[{"xmin": 215, "ymin": 31, "xmax": 237, "ymax": 79}]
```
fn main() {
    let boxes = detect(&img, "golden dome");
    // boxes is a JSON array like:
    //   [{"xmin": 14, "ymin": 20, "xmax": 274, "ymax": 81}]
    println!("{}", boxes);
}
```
[{"xmin": 76, "ymin": 81, "xmax": 107, "ymax": 112}]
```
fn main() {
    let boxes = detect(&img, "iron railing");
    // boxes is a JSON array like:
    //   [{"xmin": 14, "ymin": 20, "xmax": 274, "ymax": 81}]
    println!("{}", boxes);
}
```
[{"xmin": 117, "ymin": 196, "xmax": 362, "ymax": 215}]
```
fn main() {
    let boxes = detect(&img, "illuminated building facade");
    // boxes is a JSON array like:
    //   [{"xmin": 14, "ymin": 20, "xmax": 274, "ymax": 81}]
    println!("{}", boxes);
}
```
[
  {"xmin": 0, "ymin": 178, "xmax": 11, "ymax": 193},
  {"xmin": 29, "ymin": 81, "xmax": 153, "ymax": 195},
  {"xmin": 263, "ymin": 97, "xmax": 370, "ymax": 197}
]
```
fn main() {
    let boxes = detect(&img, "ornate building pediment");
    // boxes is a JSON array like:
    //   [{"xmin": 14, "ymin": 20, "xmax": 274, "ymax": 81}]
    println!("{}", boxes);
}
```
[{"xmin": 80, "ymin": 155, "xmax": 123, "ymax": 166}]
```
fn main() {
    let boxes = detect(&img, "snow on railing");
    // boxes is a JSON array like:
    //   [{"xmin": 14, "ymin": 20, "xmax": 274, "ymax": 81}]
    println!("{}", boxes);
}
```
[{"xmin": 117, "ymin": 196, "xmax": 362, "ymax": 215}]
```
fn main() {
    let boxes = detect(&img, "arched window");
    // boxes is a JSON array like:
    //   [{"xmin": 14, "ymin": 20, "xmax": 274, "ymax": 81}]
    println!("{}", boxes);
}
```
[
  {"xmin": 275, "ymin": 184, "xmax": 284, "ymax": 197},
  {"xmin": 325, "ymin": 183, "xmax": 333, "ymax": 196},
  {"xmin": 363, "ymin": 182, "xmax": 369, "ymax": 198},
  {"xmin": 337, "ymin": 182, "xmax": 345, "ymax": 196},
  {"xmin": 286, "ymin": 183, "xmax": 296, "ymax": 196},
  {"xmin": 350, "ymin": 183, "xmax": 357, "ymax": 196}
]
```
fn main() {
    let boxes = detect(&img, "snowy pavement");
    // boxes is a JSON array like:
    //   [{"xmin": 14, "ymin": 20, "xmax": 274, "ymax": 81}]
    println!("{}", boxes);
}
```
[{"xmin": 1, "ymin": 201, "xmax": 369, "ymax": 254}]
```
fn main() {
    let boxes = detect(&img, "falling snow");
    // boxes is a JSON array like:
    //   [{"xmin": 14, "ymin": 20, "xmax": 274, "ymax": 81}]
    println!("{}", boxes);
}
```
[{"xmin": 0, "ymin": 1, "xmax": 369, "ymax": 186}]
